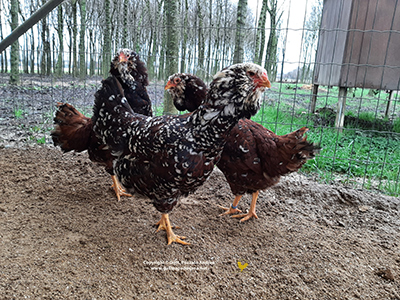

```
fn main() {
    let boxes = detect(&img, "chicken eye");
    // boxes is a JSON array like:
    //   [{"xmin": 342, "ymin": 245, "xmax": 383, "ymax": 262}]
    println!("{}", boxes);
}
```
[
  {"xmin": 247, "ymin": 71, "xmax": 255, "ymax": 77},
  {"xmin": 174, "ymin": 78, "xmax": 181, "ymax": 84}
]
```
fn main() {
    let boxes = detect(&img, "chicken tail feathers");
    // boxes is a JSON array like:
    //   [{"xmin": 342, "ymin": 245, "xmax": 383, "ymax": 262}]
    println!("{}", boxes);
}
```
[
  {"xmin": 92, "ymin": 76, "xmax": 134, "ymax": 156},
  {"xmin": 279, "ymin": 127, "xmax": 321, "ymax": 173},
  {"xmin": 51, "ymin": 103, "xmax": 92, "ymax": 152}
]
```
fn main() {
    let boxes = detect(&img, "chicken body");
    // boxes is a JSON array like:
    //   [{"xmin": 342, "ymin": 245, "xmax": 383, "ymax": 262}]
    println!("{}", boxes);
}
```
[
  {"xmin": 92, "ymin": 63, "xmax": 270, "ymax": 244},
  {"xmin": 165, "ymin": 73, "xmax": 319, "ymax": 222},
  {"xmin": 51, "ymin": 49, "xmax": 152, "ymax": 201}
]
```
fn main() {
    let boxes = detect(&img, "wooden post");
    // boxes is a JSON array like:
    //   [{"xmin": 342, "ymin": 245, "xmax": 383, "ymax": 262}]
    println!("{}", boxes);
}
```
[
  {"xmin": 310, "ymin": 84, "xmax": 319, "ymax": 113},
  {"xmin": 385, "ymin": 90, "xmax": 394, "ymax": 119},
  {"xmin": 335, "ymin": 87, "xmax": 347, "ymax": 132}
]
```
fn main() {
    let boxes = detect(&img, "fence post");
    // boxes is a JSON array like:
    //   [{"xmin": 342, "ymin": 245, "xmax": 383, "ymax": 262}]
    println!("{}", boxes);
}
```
[{"xmin": 335, "ymin": 86, "xmax": 347, "ymax": 132}]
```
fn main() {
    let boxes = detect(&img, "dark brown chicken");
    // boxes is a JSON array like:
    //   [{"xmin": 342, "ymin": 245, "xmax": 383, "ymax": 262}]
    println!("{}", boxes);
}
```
[
  {"xmin": 165, "ymin": 73, "xmax": 207, "ymax": 112},
  {"xmin": 51, "ymin": 49, "xmax": 152, "ymax": 201},
  {"xmin": 165, "ymin": 73, "xmax": 319, "ymax": 222},
  {"xmin": 92, "ymin": 63, "xmax": 270, "ymax": 245}
]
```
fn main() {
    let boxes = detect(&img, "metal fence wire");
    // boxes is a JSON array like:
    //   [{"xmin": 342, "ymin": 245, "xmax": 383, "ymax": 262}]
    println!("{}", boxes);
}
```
[{"xmin": 0, "ymin": 0, "xmax": 399, "ymax": 196}]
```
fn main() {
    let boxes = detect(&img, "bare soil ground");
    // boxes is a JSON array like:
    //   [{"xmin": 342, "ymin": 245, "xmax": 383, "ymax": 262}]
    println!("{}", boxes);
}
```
[{"xmin": 0, "ymin": 145, "xmax": 399, "ymax": 299}]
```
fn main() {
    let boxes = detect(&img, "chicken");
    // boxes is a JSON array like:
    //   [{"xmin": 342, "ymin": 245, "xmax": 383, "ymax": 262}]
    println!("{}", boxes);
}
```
[
  {"xmin": 51, "ymin": 49, "xmax": 152, "ymax": 201},
  {"xmin": 165, "ymin": 73, "xmax": 320, "ymax": 222},
  {"xmin": 92, "ymin": 63, "xmax": 270, "ymax": 245},
  {"xmin": 164, "ymin": 73, "xmax": 207, "ymax": 112}
]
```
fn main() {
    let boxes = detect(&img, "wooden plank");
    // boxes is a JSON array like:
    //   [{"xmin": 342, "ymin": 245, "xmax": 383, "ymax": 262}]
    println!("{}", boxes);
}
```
[
  {"xmin": 385, "ymin": 90, "xmax": 394, "ymax": 119},
  {"xmin": 341, "ymin": 0, "xmax": 400, "ymax": 90},
  {"xmin": 335, "ymin": 87, "xmax": 348, "ymax": 131},
  {"xmin": 313, "ymin": 0, "xmax": 352, "ymax": 86},
  {"xmin": 310, "ymin": 84, "xmax": 319, "ymax": 113}
]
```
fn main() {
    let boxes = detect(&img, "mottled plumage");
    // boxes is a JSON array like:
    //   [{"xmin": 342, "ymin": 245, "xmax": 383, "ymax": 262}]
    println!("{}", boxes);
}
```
[
  {"xmin": 166, "ymin": 73, "xmax": 319, "ymax": 222},
  {"xmin": 109, "ymin": 48, "xmax": 152, "ymax": 117},
  {"xmin": 92, "ymin": 63, "xmax": 270, "ymax": 244},
  {"xmin": 51, "ymin": 49, "xmax": 152, "ymax": 201}
]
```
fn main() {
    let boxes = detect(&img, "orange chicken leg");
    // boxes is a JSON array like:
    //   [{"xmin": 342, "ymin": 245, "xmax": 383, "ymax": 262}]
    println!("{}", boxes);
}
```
[
  {"xmin": 155, "ymin": 214, "xmax": 190, "ymax": 245},
  {"xmin": 111, "ymin": 175, "xmax": 132, "ymax": 201},
  {"xmin": 231, "ymin": 191, "xmax": 259, "ymax": 222},
  {"xmin": 219, "ymin": 191, "xmax": 259, "ymax": 222},
  {"xmin": 218, "ymin": 195, "xmax": 243, "ymax": 216}
]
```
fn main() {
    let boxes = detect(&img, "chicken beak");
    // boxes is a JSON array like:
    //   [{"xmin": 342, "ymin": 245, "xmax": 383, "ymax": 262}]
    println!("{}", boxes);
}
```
[
  {"xmin": 119, "ymin": 52, "xmax": 128, "ymax": 63},
  {"xmin": 257, "ymin": 72, "xmax": 271, "ymax": 89},
  {"xmin": 164, "ymin": 80, "xmax": 175, "ymax": 90}
]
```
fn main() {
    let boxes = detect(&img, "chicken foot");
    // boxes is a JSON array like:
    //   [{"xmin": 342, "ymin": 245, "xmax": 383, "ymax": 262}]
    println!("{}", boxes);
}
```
[
  {"xmin": 218, "ymin": 195, "xmax": 243, "ymax": 216},
  {"xmin": 231, "ymin": 191, "xmax": 259, "ymax": 222},
  {"xmin": 155, "ymin": 214, "xmax": 190, "ymax": 245},
  {"xmin": 111, "ymin": 175, "xmax": 132, "ymax": 201},
  {"xmin": 219, "ymin": 192, "xmax": 259, "ymax": 222}
]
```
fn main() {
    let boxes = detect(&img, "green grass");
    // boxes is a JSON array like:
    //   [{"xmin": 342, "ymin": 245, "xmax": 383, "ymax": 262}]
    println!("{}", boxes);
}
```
[
  {"xmin": 13, "ymin": 108, "xmax": 25, "ymax": 118},
  {"xmin": 253, "ymin": 98, "xmax": 400, "ymax": 196}
]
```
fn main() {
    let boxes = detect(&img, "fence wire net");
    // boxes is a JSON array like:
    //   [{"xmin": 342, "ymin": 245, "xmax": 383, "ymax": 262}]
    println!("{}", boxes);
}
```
[{"xmin": 0, "ymin": 0, "xmax": 399, "ymax": 196}]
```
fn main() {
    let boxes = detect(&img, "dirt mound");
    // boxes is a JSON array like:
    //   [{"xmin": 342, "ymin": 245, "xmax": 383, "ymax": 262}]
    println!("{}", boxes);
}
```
[{"xmin": 0, "ymin": 146, "xmax": 399, "ymax": 299}]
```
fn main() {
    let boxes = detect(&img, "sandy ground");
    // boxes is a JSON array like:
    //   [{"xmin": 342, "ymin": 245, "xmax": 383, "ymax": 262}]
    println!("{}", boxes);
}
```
[{"xmin": 0, "ymin": 145, "xmax": 399, "ymax": 299}]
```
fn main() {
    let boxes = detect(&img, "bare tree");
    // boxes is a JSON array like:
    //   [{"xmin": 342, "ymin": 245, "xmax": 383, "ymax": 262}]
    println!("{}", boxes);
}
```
[
  {"xmin": 79, "ymin": 0, "xmax": 86, "ymax": 79},
  {"xmin": 300, "ymin": 0, "xmax": 322, "ymax": 83},
  {"xmin": 55, "ymin": 4, "xmax": 63, "ymax": 76},
  {"xmin": 264, "ymin": 0, "xmax": 282, "ymax": 82},
  {"xmin": 0, "ymin": 0, "xmax": 6, "ymax": 72},
  {"xmin": 163, "ymin": 0, "xmax": 178, "ymax": 115},
  {"xmin": 180, "ymin": 0, "xmax": 189, "ymax": 73},
  {"xmin": 254, "ymin": 0, "xmax": 268, "ymax": 65},
  {"xmin": 10, "ymin": 0, "xmax": 20, "ymax": 84},
  {"xmin": 102, "ymin": 0, "xmax": 111, "ymax": 77},
  {"xmin": 233, "ymin": 0, "xmax": 247, "ymax": 64},
  {"xmin": 71, "ymin": 0, "xmax": 78, "ymax": 76}
]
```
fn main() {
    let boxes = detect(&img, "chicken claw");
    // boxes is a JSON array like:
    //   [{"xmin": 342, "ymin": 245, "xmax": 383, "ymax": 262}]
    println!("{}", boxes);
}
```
[
  {"xmin": 156, "ymin": 214, "xmax": 190, "ymax": 245},
  {"xmin": 111, "ymin": 175, "xmax": 132, "ymax": 201},
  {"xmin": 231, "ymin": 211, "xmax": 259, "ymax": 222},
  {"xmin": 218, "ymin": 205, "xmax": 242, "ymax": 216},
  {"xmin": 231, "ymin": 191, "xmax": 259, "ymax": 222},
  {"xmin": 155, "ymin": 219, "xmax": 181, "ymax": 231},
  {"xmin": 218, "ymin": 195, "xmax": 242, "ymax": 216}
]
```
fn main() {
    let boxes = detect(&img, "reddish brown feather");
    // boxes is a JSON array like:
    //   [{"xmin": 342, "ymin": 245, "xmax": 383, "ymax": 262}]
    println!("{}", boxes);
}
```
[{"xmin": 51, "ymin": 103, "xmax": 93, "ymax": 152}]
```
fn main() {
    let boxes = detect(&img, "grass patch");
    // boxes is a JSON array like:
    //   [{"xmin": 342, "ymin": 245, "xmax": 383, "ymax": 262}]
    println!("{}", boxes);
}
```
[
  {"xmin": 13, "ymin": 108, "xmax": 25, "ymax": 119},
  {"xmin": 253, "ymin": 100, "xmax": 400, "ymax": 196}
]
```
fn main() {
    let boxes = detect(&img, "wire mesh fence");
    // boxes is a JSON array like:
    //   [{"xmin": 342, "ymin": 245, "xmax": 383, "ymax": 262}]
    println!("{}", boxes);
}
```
[{"xmin": 0, "ymin": 0, "xmax": 399, "ymax": 196}]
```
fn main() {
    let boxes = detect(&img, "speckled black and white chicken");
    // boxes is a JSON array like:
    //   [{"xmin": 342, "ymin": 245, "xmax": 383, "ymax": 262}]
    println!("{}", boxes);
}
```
[
  {"xmin": 51, "ymin": 49, "xmax": 152, "ymax": 201},
  {"xmin": 92, "ymin": 63, "xmax": 270, "ymax": 245},
  {"xmin": 165, "ymin": 73, "xmax": 320, "ymax": 223}
]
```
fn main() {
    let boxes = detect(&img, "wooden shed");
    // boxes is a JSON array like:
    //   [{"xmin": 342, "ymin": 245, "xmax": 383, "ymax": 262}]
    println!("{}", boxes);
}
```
[{"xmin": 312, "ymin": 0, "xmax": 400, "ymax": 127}]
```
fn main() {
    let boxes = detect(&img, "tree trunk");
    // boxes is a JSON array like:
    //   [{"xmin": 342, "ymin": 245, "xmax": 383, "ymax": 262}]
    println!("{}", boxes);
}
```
[
  {"xmin": 30, "ymin": 27, "xmax": 35, "ymax": 74},
  {"xmin": 79, "ymin": 0, "xmax": 86, "ymax": 79},
  {"xmin": 264, "ymin": 0, "xmax": 279, "ymax": 82},
  {"xmin": 196, "ymin": 0, "xmax": 205, "ymax": 79},
  {"xmin": 40, "ymin": 0, "xmax": 49, "ymax": 75},
  {"xmin": 72, "ymin": 0, "xmax": 78, "ymax": 77},
  {"xmin": 233, "ymin": 0, "xmax": 247, "ymax": 64},
  {"xmin": 122, "ymin": 0, "xmax": 129, "ymax": 46},
  {"xmin": 163, "ymin": 0, "xmax": 179, "ymax": 115},
  {"xmin": 68, "ymin": 25, "xmax": 72, "ymax": 74},
  {"xmin": 254, "ymin": 0, "xmax": 268, "ymax": 65},
  {"xmin": 22, "ymin": 34, "xmax": 28, "ymax": 73},
  {"xmin": 206, "ymin": 0, "xmax": 212, "ymax": 80},
  {"xmin": 145, "ymin": 0, "xmax": 156, "ymax": 78},
  {"xmin": 10, "ymin": 0, "xmax": 20, "ymax": 84},
  {"xmin": 180, "ymin": 0, "xmax": 189, "ymax": 73},
  {"xmin": 55, "ymin": 4, "xmax": 63, "ymax": 76},
  {"xmin": 45, "ymin": 17, "xmax": 51, "ymax": 75},
  {"xmin": 102, "ymin": 0, "xmax": 111, "ymax": 77}
]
